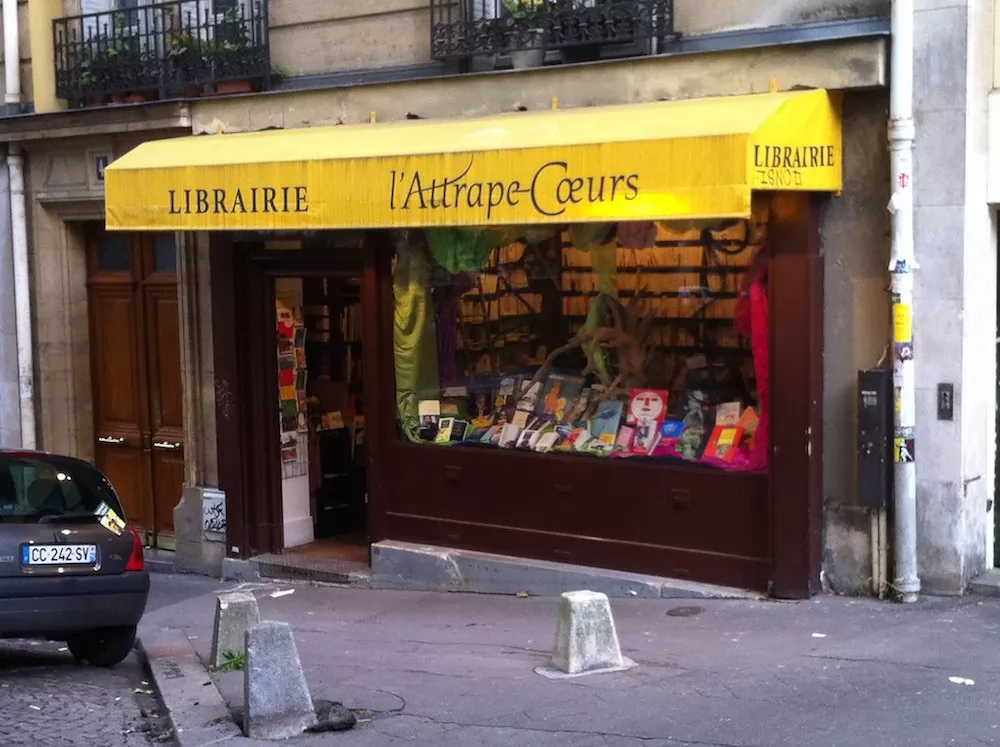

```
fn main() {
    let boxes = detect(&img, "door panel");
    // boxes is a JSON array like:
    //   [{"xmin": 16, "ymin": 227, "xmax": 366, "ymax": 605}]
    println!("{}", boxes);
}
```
[
  {"xmin": 96, "ymin": 441, "xmax": 148, "ymax": 530},
  {"xmin": 144, "ymin": 262, "xmax": 184, "ymax": 540},
  {"xmin": 144, "ymin": 289, "xmax": 183, "ymax": 432},
  {"xmin": 151, "ymin": 446, "xmax": 184, "ymax": 537},
  {"xmin": 90, "ymin": 288, "xmax": 142, "ymax": 429},
  {"xmin": 88, "ymin": 282, "xmax": 151, "ymax": 531},
  {"xmin": 87, "ymin": 227, "xmax": 184, "ymax": 548}
]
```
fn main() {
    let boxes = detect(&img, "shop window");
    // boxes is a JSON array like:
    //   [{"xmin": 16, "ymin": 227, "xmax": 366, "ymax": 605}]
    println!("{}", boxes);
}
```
[{"xmin": 392, "ymin": 216, "xmax": 770, "ymax": 473}]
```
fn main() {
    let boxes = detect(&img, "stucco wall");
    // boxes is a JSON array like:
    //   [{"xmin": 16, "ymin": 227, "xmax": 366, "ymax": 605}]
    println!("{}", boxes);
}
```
[
  {"xmin": 675, "ymin": 0, "xmax": 888, "ymax": 35},
  {"xmin": 191, "ymin": 37, "xmax": 885, "ymax": 133},
  {"xmin": 820, "ymin": 90, "xmax": 890, "ymax": 593},
  {"xmin": 270, "ymin": 0, "xmax": 430, "ymax": 76},
  {"xmin": 911, "ymin": 0, "xmax": 995, "ymax": 594},
  {"xmin": 265, "ymin": 0, "xmax": 888, "ymax": 78}
]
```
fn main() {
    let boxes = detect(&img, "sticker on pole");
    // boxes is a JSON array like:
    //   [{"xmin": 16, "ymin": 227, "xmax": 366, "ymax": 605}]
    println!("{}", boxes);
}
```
[
  {"xmin": 894, "ymin": 342, "xmax": 913, "ymax": 362},
  {"xmin": 894, "ymin": 437, "xmax": 914, "ymax": 464},
  {"xmin": 893, "ymin": 304, "xmax": 912, "ymax": 344}
]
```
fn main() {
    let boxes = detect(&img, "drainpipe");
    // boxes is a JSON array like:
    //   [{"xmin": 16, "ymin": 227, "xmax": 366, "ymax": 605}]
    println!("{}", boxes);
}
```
[
  {"xmin": 8, "ymin": 144, "xmax": 33, "ymax": 450},
  {"xmin": 2, "ymin": 0, "xmax": 34, "ymax": 449},
  {"xmin": 3, "ymin": 0, "xmax": 17, "ymax": 108},
  {"xmin": 888, "ymin": 0, "xmax": 919, "ymax": 603}
]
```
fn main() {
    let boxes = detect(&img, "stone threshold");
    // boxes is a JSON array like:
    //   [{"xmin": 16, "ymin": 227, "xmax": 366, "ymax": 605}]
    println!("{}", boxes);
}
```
[
  {"xmin": 213, "ymin": 541, "xmax": 761, "ymax": 600},
  {"xmin": 969, "ymin": 568, "xmax": 1000, "ymax": 597},
  {"xmin": 367, "ymin": 541, "xmax": 761, "ymax": 599}
]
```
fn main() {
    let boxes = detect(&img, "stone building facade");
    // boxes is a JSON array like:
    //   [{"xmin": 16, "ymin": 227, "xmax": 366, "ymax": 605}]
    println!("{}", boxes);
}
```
[{"xmin": 0, "ymin": 0, "xmax": 995, "ymax": 597}]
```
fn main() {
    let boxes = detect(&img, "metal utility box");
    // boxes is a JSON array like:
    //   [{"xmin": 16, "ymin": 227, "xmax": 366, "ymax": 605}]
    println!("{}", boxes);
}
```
[{"xmin": 857, "ymin": 368, "xmax": 893, "ymax": 510}]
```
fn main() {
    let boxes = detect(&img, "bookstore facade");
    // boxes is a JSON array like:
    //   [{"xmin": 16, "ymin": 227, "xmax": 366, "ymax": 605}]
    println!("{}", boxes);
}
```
[{"xmin": 106, "ymin": 89, "xmax": 840, "ymax": 597}]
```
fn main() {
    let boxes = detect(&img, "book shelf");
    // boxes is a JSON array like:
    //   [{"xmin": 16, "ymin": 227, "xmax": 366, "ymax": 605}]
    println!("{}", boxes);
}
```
[
  {"xmin": 454, "ymin": 224, "xmax": 757, "ymax": 381},
  {"xmin": 301, "ymin": 276, "xmax": 366, "ymax": 538}
]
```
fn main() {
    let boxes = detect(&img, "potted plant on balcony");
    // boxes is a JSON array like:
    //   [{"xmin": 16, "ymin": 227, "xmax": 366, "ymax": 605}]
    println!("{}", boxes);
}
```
[
  {"xmin": 211, "ymin": 6, "xmax": 256, "ymax": 94},
  {"xmin": 167, "ymin": 32, "xmax": 211, "ymax": 97},
  {"xmin": 78, "ymin": 23, "xmax": 156, "ymax": 105},
  {"xmin": 502, "ymin": 0, "xmax": 549, "ymax": 69}
]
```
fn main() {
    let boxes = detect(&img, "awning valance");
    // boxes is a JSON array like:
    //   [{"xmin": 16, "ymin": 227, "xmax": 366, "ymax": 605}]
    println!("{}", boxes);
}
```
[{"xmin": 104, "ymin": 89, "xmax": 842, "ymax": 231}]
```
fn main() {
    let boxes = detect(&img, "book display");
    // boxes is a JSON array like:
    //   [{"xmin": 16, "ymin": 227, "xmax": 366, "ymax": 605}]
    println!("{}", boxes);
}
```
[{"xmin": 397, "ymin": 219, "xmax": 770, "ymax": 473}]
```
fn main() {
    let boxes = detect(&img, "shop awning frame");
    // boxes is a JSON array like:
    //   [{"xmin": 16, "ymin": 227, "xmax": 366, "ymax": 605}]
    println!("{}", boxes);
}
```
[{"xmin": 104, "ymin": 89, "xmax": 842, "ymax": 231}]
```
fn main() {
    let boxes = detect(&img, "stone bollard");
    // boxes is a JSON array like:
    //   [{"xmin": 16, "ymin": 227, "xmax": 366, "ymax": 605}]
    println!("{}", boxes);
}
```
[
  {"xmin": 244, "ymin": 621, "xmax": 317, "ymax": 740},
  {"xmin": 210, "ymin": 592, "xmax": 261, "ymax": 669},
  {"xmin": 535, "ymin": 590, "xmax": 637, "ymax": 679}
]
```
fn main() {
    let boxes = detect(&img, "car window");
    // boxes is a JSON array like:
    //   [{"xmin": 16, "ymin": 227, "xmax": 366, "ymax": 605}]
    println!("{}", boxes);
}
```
[{"xmin": 0, "ymin": 454, "xmax": 126, "ymax": 523}]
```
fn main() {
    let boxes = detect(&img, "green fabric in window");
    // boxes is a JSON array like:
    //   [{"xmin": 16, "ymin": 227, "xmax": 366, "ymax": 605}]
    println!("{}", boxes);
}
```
[
  {"xmin": 573, "ymin": 229, "xmax": 618, "ymax": 382},
  {"xmin": 393, "ymin": 237, "xmax": 440, "ymax": 442},
  {"xmin": 425, "ymin": 228, "xmax": 498, "ymax": 274}
]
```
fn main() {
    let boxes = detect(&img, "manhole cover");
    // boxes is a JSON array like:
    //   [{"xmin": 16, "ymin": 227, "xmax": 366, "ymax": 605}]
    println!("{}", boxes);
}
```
[{"xmin": 666, "ymin": 606, "xmax": 704, "ymax": 618}]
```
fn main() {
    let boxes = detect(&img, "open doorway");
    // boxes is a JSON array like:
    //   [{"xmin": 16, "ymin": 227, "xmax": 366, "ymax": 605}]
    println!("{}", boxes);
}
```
[{"xmin": 273, "ymin": 275, "xmax": 368, "ymax": 567}]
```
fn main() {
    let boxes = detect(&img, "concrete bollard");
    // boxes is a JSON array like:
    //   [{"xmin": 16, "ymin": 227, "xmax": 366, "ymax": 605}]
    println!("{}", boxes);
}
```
[
  {"xmin": 244, "ymin": 621, "xmax": 317, "ymax": 740},
  {"xmin": 210, "ymin": 592, "xmax": 261, "ymax": 669},
  {"xmin": 535, "ymin": 590, "xmax": 637, "ymax": 679}
]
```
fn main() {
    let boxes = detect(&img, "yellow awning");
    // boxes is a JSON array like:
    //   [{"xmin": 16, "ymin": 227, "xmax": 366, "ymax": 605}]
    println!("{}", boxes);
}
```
[{"xmin": 104, "ymin": 89, "xmax": 842, "ymax": 231}]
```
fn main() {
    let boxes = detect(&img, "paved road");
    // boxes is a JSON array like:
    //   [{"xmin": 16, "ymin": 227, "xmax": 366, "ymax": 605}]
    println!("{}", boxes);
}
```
[
  {"xmin": 0, "ymin": 639, "xmax": 171, "ymax": 746},
  {"xmin": 0, "ymin": 568, "xmax": 223, "ymax": 747}
]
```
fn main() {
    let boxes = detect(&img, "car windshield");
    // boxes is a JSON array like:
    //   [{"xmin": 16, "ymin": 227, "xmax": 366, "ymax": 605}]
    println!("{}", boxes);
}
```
[{"xmin": 0, "ymin": 454, "xmax": 127, "ymax": 524}]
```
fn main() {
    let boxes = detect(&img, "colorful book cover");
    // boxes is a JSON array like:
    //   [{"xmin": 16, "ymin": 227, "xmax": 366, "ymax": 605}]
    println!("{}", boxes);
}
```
[
  {"xmin": 644, "ymin": 428, "xmax": 662, "ymax": 456},
  {"xmin": 511, "ymin": 409, "xmax": 532, "ymax": 429},
  {"xmin": 481, "ymin": 424, "xmax": 502, "ymax": 444},
  {"xmin": 537, "ymin": 374, "xmax": 585, "ymax": 422},
  {"xmin": 535, "ymin": 431, "xmax": 561, "ymax": 453},
  {"xmin": 516, "ymin": 379, "xmax": 544, "ymax": 413},
  {"xmin": 530, "ymin": 421, "xmax": 558, "ymax": 450},
  {"xmin": 450, "ymin": 420, "xmax": 469, "ymax": 442},
  {"xmin": 499, "ymin": 423, "xmax": 522, "ymax": 448},
  {"xmin": 586, "ymin": 438, "xmax": 613, "ymax": 455},
  {"xmin": 593, "ymin": 399, "xmax": 625, "ymax": 442},
  {"xmin": 418, "ymin": 400, "xmax": 441, "ymax": 424},
  {"xmin": 716, "ymin": 401, "xmax": 742, "ymax": 427},
  {"xmin": 555, "ymin": 426, "xmax": 586, "ymax": 451},
  {"xmin": 615, "ymin": 425, "xmax": 636, "ymax": 451},
  {"xmin": 738, "ymin": 406, "xmax": 759, "ymax": 434},
  {"xmin": 627, "ymin": 389, "xmax": 668, "ymax": 455},
  {"xmin": 493, "ymin": 376, "xmax": 522, "ymax": 419},
  {"xmin": 660, "ymin": 420, "xmax": 685, "ymax": 439},
  {"xmin": 563, "ymin": 387, "xmax": 593, "ymax": 426},
  {"xmin": 626, "ymin": 389, "xmax": 669, "ymax": 426},
  {"xmin": 704, "ymin": 425, "xmax": 744, "ymax": 462},
  {"xmin": 435, "ymin": 417, "xmax": 455, "ymax": 444},
  {"xmin": 515, "ymin": 427, "xmax": 537, "ymax": 450}
]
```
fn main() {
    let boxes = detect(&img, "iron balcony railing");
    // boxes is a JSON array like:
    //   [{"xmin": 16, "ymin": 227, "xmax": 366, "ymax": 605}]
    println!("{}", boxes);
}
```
[
  {"xmin": 54, "ymin": 0, "xmax": 270, "ymax": 105},
  {"xmin": 430, "ymin": 0, "xmax": 673, "ymax": 63}
]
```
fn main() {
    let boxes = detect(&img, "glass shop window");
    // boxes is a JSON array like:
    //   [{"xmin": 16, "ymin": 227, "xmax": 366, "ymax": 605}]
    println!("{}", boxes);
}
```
[{"xmin": 391, "ymin": 213, "xmax": 771, "ymax": 473}]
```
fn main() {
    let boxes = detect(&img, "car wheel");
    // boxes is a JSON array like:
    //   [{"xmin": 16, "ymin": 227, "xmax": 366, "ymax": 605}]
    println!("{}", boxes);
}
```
[{"xmin": 67, "ymin": 625, "xmax": 137, "ymax": 667}]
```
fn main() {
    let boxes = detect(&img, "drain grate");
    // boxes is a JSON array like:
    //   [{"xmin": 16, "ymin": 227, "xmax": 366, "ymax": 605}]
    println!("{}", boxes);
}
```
[{"xmin": 666, "ymin": 606, "xmax": 704, "ymax": 618}]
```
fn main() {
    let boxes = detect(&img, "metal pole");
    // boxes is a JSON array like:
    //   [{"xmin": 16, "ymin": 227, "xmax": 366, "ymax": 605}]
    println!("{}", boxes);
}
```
[{"xmin": 889, "ymin": 0, "xmax": 919, "ymax": 603}]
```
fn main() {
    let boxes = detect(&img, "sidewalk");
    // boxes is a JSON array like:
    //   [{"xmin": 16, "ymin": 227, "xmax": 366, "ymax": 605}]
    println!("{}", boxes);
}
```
[{"xmin": 141, "ymin": 574, "xmax": 1000, "ymax": 746}]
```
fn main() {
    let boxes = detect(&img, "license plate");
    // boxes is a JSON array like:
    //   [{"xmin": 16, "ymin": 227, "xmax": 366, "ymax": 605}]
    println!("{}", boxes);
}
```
[{"xmin": 21, "ymin": 544, "xmax": 98, "ymax": 566}]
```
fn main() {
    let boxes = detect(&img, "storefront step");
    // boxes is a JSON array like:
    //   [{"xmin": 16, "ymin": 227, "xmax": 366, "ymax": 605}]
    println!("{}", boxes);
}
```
[
  {"xmin": 250, "ymin": 552, "xmax": 373, "ymax": 586},
  {"xmin": 367, "ymin": 541, "xmax": 764, "ymax": 600},
  {"xmin": 969, "ymin": 569, "xmax": 1000, "ymax": 598}
]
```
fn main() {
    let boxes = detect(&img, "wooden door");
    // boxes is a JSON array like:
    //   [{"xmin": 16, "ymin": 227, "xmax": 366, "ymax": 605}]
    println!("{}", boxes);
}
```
[{"xmin": 87, "ymin": 227, "xmax": 184, "ymax": 549}]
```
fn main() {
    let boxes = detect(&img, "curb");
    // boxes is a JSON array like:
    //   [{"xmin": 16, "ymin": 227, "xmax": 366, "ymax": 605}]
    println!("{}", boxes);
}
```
[{"xmin": 139, "ymin": 628, "xmax": 261, "ymax": 746}]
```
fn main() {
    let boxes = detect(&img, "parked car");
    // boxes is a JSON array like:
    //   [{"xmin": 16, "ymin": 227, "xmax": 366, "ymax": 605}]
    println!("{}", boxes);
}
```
[{"xmin": 0, "ymin": 450, "xmax": 150, "ymax": 667}]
